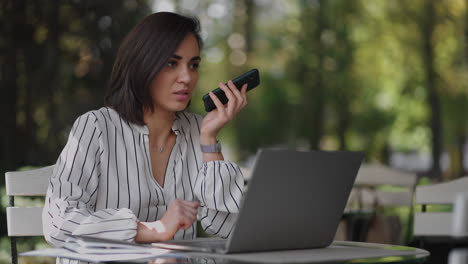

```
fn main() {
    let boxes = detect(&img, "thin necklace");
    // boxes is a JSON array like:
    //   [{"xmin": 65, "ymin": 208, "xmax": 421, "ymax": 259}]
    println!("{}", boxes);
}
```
[{"xmin": 156, "ymin": 132, "xmax": 173, "ymax": 153}]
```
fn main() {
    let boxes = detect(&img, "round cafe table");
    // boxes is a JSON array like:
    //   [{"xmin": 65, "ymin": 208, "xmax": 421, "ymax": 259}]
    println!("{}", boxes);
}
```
[{"xmin": 111, "ymin": 240, "xmax": 430, "ymax": 264}]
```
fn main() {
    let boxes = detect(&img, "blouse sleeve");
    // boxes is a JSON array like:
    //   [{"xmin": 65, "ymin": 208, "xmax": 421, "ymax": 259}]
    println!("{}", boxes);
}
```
[
  {"xmin": 42, "ymin": 112, "xmax": 138, "ymax": 247},
  {"xmin": 194, "ymin": 160, "xmax": 245, "ymax": 238}
]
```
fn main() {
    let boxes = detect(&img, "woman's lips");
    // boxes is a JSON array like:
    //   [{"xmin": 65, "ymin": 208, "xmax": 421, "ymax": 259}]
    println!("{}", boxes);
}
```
[{"xmin": 174, "ymin": 91, "xmax": 190, "ymax": 101}]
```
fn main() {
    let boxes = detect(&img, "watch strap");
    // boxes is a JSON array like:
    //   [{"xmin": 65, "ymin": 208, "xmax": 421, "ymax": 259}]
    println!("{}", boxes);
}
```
[{"xmin": 200, "ymin": 140, "xmax": 222, "ymax": 153}]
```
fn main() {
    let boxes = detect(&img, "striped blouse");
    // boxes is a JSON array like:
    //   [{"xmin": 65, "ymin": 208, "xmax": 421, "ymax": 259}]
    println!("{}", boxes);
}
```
[{"xmin": 42, "ymin": 107, "xmax": 244, "ymax": 248}]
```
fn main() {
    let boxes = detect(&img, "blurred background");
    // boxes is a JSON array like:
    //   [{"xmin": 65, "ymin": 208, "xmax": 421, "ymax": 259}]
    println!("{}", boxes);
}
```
[{"xmin": 1, "ymin": 0, "xmax": 467, "ymax": 263}]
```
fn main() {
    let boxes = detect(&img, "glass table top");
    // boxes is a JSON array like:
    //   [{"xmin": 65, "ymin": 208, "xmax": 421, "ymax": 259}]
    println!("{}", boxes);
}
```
[{"xmin": 126, "ymin": 240, "xmax": 430, "ymax": 264}]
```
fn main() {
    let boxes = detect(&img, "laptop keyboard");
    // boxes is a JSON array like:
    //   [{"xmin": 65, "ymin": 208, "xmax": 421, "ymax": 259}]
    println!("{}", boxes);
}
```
[{"xmin": 173, "ymin": 238, "xmax": 227, "ymax": 250}]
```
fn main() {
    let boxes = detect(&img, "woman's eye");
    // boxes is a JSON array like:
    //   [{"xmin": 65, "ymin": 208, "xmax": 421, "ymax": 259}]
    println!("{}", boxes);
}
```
[
  {"xmin": 190, "ymin": 63, "xmax": 200, "ymax": 70},
  {"xmin": 167, "ymin": 61, "xmax": 177, "ymax": 68}
]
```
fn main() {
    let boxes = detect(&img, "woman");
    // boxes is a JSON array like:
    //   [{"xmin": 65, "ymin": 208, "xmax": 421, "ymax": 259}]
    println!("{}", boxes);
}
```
[{"xmin": 42, "ymin": 11, "xmax": 247, "ymax": 249}]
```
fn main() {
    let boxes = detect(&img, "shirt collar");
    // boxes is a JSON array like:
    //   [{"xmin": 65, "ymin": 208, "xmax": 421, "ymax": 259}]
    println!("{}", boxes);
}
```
[
  {"xmin": 127, "ymin": 111, "xmax": 182, "ymax": 136},
  {"xmin": 172, "ymin": 112, "xmax": 181, "ymax": 136}
]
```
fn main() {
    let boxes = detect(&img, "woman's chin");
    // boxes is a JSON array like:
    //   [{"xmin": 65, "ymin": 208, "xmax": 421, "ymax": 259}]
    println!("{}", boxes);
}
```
[
  {"xmin": 157, "ymin": 99, "xmax": 191, "ymax": 113},
  {"xmin": 171, "ymin": 102, "xmax": 190, "ymax": 112}
]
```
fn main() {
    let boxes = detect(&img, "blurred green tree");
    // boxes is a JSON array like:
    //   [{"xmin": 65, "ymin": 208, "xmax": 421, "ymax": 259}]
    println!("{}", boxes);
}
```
[{"xmin": 0, "ymin": 0, "xmax": 150, "ymax": 244}]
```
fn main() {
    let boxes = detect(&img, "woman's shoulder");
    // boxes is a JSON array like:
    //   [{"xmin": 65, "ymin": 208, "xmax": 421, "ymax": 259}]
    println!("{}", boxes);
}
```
[{"xmin": 73, "ymin": 107, "xmax": 122, "ymax": 130}]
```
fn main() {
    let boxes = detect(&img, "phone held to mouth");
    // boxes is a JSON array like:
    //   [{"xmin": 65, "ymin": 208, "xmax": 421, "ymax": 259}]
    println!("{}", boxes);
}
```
[{"xmin": 202, "ymin": 69, "xmax": 260, "ymax": 112}]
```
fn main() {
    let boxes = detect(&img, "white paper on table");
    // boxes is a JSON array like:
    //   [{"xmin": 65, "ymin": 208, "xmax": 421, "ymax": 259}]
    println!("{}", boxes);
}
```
[
  {"xmin": 20, "ymin": 247, "xmax": 180, "ymax": 263},
  {"xmin": 64, "ymin": 240, "xmax": 159, "ymax": 255},
  {"xmin": 20, "ymin": 236, "xmax": 185, "ymax": 263}
]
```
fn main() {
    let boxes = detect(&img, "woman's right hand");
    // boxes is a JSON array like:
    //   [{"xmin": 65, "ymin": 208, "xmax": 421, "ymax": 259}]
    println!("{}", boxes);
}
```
[
  {"xmin": 135, "ymin": 200, "xmax": 199, "ymax": 243},
  {"xmin": 160, "ymin": 200, "xmax": 199, "ymax": 237}
]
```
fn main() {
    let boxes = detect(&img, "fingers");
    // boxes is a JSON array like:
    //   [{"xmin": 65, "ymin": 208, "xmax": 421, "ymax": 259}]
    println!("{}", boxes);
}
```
[
  {"xmin": 208, "ymin": 91, "xmax": 226, "ymax": 116},
  {"xmin": 225, "ymin": 80, "xmax": 246, "ymax": 112},
  {"xmin": 201, "ymin": 80, "xmax": 249, "ymax": 139},
  {"xmin": 179, "ymin": 200, "xmax": 199, "ymax": 217},
  {"xmin": 153, "ymin": 200, "xmax": 200, "ymax": 241},
  {"xmin": 168, "ymin": 200, "xmax": 199, "ymax": 230},
  {"xmin": 224, "ymin": 81, "xmax": 239, "ymax": 114},
  {"xmin": 180, "ymin": 212, "xmax": 197, "ymax": 230},
  {"xmin": 217, "ymin": 80, "xmax": 248, "ymax": 115},
  {"xmin": 179, "ymin": 201, "xmax": 198, "ymax": 230},
  {"xmin": 226, "ymin": 81, "xmax": 248, "ymax": 111},
  {"xmin": 229, "ymin": 81, "xmax": 245, "ymax": 105},
  {"xmin": 178, "ymin": 199, "xmax": 200, "ymax": 207},
  {"xmin": 217, "ymin": 82, "xmax": 236, "ymax": 117},
  {"xmin": 240, "ymin": 83, "xmax": 248, "ymax": 108}
]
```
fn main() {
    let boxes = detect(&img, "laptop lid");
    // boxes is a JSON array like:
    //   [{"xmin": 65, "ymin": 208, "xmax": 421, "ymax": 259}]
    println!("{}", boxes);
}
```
[{"xmin": 225, "ymin": 149, "xmax": 364, "ymax": 253}]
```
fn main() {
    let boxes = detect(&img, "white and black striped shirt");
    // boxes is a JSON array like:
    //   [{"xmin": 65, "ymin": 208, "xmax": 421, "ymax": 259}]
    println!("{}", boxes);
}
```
[{"xmin": 42, "ymin": 107, "xmax": 244, "ymax": 249}]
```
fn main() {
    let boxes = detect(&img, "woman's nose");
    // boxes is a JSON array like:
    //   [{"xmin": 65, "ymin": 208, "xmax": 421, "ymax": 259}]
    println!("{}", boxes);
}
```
[{"xmin": 177, "ymin": 67, "xmax": 191, "ymax": 83}]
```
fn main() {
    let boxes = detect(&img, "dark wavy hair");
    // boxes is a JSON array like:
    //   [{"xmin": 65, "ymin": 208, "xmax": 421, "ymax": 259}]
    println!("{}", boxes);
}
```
[{"xmin": 105, "ymin": 12, "xmax": 203, "ymax": 125}]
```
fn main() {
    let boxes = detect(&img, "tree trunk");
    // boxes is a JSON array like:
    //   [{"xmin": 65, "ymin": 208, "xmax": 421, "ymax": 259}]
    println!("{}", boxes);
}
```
[
  {"xmin": 0, "ymin": 0, "xmax": 25, "ymax": 239},
  {"xmin": 309, "ymin": 0, "xmax": 326, "ymax": 150},
  {"xmin": 422, "ymin": 0, "xmax": 442, "ymax": 178},
  {"xmin": 44, "ymin": 1, "xmax": 62, "ymax": 158},
  {"xmin": 244, "ymin": 0, "xmax": 255, "ymax": 54},
  {"xmin": 337, "ymin": 106, "xmax": 350, "ymax": 150},
  {"xmin": 460, "ymin": 0, "xmax": 468, "ymax": 177},
  {"xmin": 0, "ymin": 0, "xmax": 24, "ymax": 175},
  {"xmin": 335, "ymin": 5, "xmax": 355, "ymax": 151},
  {"xmin": 460, "ymin": 136, "xmax": 467, "ymax": 176},
  {"xmin": 297, "ymin": 0, "xmax": 326, "ymax": 150}
]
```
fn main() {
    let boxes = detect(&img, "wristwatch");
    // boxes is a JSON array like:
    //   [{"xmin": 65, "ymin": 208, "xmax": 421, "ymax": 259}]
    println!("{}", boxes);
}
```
[{"xmin": 200, "ymin": 140, "xmax": 222, "ymax": 153}]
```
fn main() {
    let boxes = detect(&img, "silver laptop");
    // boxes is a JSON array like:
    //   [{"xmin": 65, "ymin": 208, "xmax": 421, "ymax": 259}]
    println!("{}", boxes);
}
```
[{"xmin": 153, "ymin": 148, "xmax": 364, "ymax": 254}]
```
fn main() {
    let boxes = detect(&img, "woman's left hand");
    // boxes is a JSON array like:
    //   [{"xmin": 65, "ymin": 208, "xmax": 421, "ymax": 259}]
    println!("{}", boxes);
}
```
[{"xmin": 200, "ymin": 80, "xmax": 248, "ymax": 141}]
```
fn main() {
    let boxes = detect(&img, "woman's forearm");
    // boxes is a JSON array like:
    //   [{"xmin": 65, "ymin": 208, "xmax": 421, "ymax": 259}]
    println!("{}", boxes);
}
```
[{"xmin": 135, "ymin": 221, "xmax": 170, "ymax": 243}]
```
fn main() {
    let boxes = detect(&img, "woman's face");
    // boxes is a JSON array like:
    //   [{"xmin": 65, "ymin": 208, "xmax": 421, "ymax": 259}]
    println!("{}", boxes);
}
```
[{"xmin": 150, "ymin": 33, "xmax": 201, "ymax": 113}]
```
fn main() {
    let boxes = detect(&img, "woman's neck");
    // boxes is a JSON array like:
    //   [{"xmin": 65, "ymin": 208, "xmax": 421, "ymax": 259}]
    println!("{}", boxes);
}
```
[{"xmin": 143, "ymin": 108, "xmax": 175, "ymax": 143}]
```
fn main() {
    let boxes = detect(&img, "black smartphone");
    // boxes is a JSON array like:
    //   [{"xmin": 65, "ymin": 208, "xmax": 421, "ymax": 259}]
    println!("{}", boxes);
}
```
[{"xmin": 202, "ymin": 68, "xmax": 260, "ymax": 112}]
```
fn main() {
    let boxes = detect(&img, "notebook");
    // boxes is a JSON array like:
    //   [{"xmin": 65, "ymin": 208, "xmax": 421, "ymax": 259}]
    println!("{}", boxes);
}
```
[{"xmin": 152, "ymin": 148, "xmax": 364, "ymax": 253}]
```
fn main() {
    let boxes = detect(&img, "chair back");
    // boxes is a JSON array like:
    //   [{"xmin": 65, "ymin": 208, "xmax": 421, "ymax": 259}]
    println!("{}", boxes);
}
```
[
  {"xmin": 348, "ymin": 164, "xmax": 418, "ymax": 209},
  {"xmin": 448, "ymin": 192, "xmax": 468, "ymax": 264},
  {"xmin": 413, "ymin": 176, "xmax": 468, "ymax": 237},
  {"xmin": 5, "ymin": 165, "xmax": 54, "ymax": 264},
  {"xmin": 342, "ymin": 164, "xmax": 417, "ymax": 244}
]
